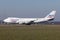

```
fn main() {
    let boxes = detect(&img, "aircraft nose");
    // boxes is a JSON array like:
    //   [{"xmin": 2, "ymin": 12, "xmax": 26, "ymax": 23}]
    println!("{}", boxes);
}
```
[
  {"xmin": 3, "ymin": 19, "xmax": 8, "ymax": 22},
  {"xmin": 3, "ymin": 19, "xmax": 6, "ymax": 22}
]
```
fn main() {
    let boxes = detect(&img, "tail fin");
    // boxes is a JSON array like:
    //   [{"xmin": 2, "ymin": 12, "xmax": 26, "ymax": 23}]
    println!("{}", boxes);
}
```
[{"xmin": 45, "ymin": 10, "xmax": 56, "ymax": 19}]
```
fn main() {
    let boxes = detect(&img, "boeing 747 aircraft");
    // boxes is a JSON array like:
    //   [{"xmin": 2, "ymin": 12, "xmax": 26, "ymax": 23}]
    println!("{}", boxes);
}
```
[{"xmin": 3, "ymin": 10, "xmax": 56, "ymax": 25}]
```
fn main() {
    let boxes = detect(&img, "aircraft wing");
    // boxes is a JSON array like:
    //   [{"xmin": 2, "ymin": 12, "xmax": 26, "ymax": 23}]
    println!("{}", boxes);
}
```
[{"xmin": 16, "ymin": 19, "xmax": 35, "ymax": 25}]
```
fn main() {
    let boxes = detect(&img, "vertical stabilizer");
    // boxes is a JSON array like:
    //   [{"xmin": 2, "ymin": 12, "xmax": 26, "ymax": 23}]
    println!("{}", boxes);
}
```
[{"xmin": 45, "ymin": 10, "xmax": 56, "ymax": 19}]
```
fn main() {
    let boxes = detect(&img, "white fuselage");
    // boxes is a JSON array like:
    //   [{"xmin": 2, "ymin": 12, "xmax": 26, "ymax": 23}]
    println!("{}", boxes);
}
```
[{"xmin": 3, "ymin": 17, "xmax": 51, "ymax": 24}]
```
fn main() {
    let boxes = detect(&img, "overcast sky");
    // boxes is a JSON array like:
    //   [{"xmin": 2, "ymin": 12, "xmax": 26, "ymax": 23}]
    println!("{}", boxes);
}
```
[{"xmin": 0, "ymin": 0, "xmax": 60, "ymax": 21}]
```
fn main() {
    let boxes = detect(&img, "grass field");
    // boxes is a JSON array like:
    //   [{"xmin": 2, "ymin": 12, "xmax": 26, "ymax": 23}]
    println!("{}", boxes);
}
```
[{"xmin": 0, "ymin": 24, "xmax": 60, "ymax": 40}]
